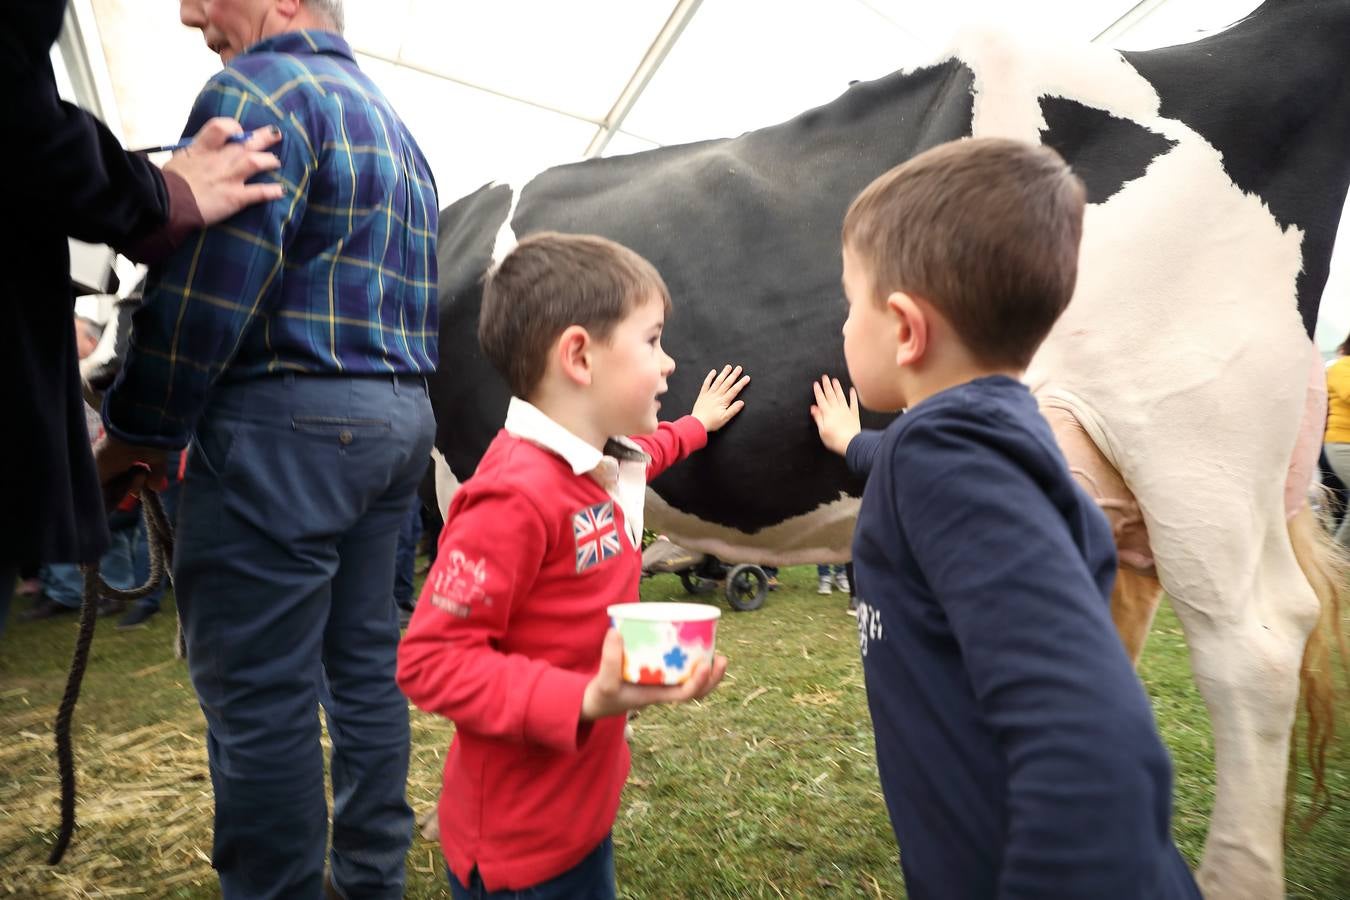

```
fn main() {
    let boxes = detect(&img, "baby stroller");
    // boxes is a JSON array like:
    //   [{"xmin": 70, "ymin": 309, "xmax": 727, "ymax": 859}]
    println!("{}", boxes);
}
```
[{"xmin": 640, "ymin": 536, "xmax": 770, "ymax": 611}]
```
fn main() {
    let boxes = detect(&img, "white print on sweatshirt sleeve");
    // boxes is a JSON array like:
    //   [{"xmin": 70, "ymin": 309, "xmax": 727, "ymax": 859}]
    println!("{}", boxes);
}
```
[{"xmin": 429, "ymin": 550, "xmax": 493, "ymax": 618}]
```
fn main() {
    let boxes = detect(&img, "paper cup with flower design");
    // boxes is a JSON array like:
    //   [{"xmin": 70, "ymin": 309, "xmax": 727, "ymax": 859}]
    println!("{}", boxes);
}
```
[{"xmin": 607, "ymin": 602, "xmax": 721, "ymax": 685}]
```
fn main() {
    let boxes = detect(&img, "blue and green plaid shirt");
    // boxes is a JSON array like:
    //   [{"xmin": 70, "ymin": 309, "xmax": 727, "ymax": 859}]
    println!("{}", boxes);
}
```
[{"xmin": 105, "ymin": 30, "xmax": 439, "ymax": 448}]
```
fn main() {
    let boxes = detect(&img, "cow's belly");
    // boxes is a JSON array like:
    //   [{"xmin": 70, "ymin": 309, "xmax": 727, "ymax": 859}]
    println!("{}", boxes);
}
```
[{"xmin": 645, "ymin": 489, "xmax": 856, "ymax": 566}]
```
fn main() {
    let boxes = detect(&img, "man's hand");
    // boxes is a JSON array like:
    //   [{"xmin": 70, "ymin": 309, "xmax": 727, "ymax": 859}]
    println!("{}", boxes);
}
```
[
  {"xmin": 690, "ymin": 364, "xmax": 750, "ymax": 433},
  {"xmin": 810, "ymin": 375, "xmax": 861, "ymax": 457},
  {"xmin": 163, "ymin": 118, "xmax": 285, "ymax": 225},
  {"xmin": 93, "ymin": 434, "xmax": 168, "ymax": 507},
  {"xmin": 580, "ymin": 629, "xmax": 728, "ymax": 722}
]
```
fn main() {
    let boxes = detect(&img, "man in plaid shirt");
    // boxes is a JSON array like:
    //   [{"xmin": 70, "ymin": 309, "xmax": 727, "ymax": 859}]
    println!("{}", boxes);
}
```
[{"xmin": 96, "ymin": 1, "xmax": 437, "ymax": 896}]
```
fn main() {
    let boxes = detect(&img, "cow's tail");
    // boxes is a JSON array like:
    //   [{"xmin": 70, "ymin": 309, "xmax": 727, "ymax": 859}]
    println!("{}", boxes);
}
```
[{"xmin": 1286, "ymin": 498, "xmax": 1349, "ymax": 829}]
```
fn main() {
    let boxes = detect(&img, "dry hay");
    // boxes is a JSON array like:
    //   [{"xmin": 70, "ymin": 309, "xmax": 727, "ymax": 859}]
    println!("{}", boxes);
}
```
[
  {"xmin": 0, "ymin": 707, "xmax": 217, "ymax": 898},
  {"xmin": 0, "ymin": 702, "xmax": 456, "ymax": 898}
]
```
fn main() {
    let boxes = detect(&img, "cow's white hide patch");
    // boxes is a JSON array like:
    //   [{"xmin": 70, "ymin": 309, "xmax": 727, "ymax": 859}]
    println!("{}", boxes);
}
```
[
  {"xmin": 431, "ymin": 447, "xmax": 460, "ymax": 521},
  {"xmin": 956, "ymin": 27, "xmax": 1161, "ymax": 142},
  {"xmin": 644, "ymin": 489, "xmax": 857, "ymax": 567},
  {"xmin": 970, "ymin": 31, "xmax": 1312, "ymax": 618},
  {"xmin": 488, "ymin": 180, "xmax": 521, "ymax": 265}
]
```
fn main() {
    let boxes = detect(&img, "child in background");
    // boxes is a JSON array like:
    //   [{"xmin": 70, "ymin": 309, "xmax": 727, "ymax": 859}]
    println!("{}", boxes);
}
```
[{"xmin": 398, "ymin": 232, "xmax": 747, "ymax": 899}]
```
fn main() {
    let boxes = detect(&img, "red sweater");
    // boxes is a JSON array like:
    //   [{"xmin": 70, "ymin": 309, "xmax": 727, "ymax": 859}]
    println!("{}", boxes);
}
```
[{"xmin": 397, "ymin": 416, "xmax": 707, "ymax": 890}]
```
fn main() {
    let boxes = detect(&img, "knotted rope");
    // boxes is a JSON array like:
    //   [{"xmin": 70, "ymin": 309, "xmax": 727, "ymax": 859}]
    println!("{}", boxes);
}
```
[{"xmin": 47, "ymin": 490, "xmax": 175, "ymax": 865}]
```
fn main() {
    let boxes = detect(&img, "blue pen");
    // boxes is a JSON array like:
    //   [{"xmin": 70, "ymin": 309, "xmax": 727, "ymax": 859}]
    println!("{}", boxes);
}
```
[{"xmin": 130, "ymin": 129, "xmax": 256, "ymax": 155}]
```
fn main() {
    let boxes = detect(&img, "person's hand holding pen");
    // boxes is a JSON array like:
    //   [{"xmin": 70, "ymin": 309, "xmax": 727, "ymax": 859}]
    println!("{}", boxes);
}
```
[{"xmin": 154, "ymin": 117, "xmax": 285, "ymax": 226}]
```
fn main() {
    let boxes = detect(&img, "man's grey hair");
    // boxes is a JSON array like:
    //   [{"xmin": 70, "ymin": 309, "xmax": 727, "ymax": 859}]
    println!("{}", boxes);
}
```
[{"xmin": 306, "ymin": 0, "xmax": 344, "ymax": 32}]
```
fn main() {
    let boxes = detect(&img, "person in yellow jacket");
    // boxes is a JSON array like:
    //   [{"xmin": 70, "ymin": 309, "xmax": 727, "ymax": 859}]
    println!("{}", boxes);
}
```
[{"xmin": 1324, "ymin": 333, "xmax": 1350, "ymax": 545}]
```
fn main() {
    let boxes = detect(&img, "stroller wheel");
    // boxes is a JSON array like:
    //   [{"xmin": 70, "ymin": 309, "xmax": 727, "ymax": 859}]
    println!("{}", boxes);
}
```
[
  {"xmin": 725, "ymin": 565, "xmax": 767, "ymax": 611},
  {"xmin": 679, "ymin": 570, "xmax": 717, "ymax": 595}
]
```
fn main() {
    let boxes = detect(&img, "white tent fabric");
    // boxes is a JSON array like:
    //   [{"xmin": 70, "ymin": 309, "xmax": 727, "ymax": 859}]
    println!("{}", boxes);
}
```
[{"xmin": 59, "ymin": 0, "xmax": 1348, "ymax": 345}]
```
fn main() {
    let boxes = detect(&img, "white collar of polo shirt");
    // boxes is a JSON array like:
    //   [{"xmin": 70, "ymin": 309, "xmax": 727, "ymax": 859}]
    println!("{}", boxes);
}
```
[{"xmin": 503, "ymin": 397, "xmax": 650, "ymax": 549}]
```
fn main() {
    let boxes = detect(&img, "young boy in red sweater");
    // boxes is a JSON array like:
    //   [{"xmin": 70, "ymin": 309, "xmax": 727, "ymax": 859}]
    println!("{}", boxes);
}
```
[{"xmin": 397, "ymin": 231, "xmax": 746, "ymax": 899}]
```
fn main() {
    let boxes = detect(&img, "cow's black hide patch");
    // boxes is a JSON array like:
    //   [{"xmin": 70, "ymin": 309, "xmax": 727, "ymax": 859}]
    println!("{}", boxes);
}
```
[
  {"xmin": 474, "ymin": 60, "xmax": 976, "ymax": 533},
  {"xmin": 432, "ymin": 182, "xmax": 514, "ymax": 475},
  {"xmin": 1038, "ymin": 97, "xmax": 1175, "ymax": 205},
  {"xmin": 1122, "ymin": 0, "xmax": 1350, "ymax": 335}
]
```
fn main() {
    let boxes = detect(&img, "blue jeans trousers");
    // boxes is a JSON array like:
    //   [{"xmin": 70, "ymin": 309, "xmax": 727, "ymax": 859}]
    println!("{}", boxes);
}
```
[
  {"xmin": 41, "ymin": 526, "xmax": 137, "ymax": 607},
  {"xmin": 175, "ymin": 373, "xmax": 434, "ymax": 900},
  {"xmin": 448, "ymin": 835, "xmax": 616, "ymax": 900},
  {"xmin": 392, "ymin": 494, "xmax": 422, "ymax": 610}
]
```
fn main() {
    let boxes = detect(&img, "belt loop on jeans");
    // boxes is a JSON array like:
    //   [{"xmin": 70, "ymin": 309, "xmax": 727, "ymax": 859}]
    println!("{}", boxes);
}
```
[{"xmin": 392, "ymin": 374, "xmax": 401, "ymax": 396}]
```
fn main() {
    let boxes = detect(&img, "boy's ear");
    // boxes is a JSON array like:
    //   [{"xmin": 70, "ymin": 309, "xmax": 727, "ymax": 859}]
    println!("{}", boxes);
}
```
[
  {"xmin": 556, "ymin": 325, "xmax": 594, "ymax": 386},
  {"xmin": 887, "ymin": 291, "xmax": 927, "ymax": 368}
]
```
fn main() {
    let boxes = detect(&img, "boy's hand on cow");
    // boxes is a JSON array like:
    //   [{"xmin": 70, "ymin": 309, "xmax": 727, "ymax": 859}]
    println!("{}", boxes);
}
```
[
  {"xmin": 691, "ymin": 364, "xmax": 750, "ymax": 432},
  {"xmin": 810, "ymin": 375, "xmax": 861, "ymax": 457},
  {"xmin": 580, "ymin": 629, "xmax": 728, "ymax": 722}
]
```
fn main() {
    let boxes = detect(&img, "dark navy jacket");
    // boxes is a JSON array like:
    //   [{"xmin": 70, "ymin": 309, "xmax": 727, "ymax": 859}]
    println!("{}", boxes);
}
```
[
  {"xmin": 847, "ymin": 376, "xmax": 1199, "ymax": 899},
  {"xmin": 1, "ymin": 0, "xmax": 176, "ymax": 563}
]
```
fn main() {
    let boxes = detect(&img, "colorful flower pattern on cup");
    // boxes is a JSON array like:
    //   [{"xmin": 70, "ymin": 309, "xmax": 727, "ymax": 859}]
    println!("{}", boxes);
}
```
[{"xmin": 607, "ymin": 602, "xmax": 721, "ymax": 685}]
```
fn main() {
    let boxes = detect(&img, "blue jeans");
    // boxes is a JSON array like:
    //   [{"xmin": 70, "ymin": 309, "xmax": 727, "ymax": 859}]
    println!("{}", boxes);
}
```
[
  {"xmin": 816, "ymin": 564, "xmax": 845, "ymax": 577},
  {"xmin": 40, "ymin": 526, "xmax": 137, "ymax": 607},
  {"xmin": 174, "ymin": 374, "xmax": 434, "ymax": 900},
  {"xmin": 448, "ymin": 835, "xmax": 616, "ymax": 900},
  {"xmin": 392, "ymin": 494, "xmax": 422, "ymax": 610}
]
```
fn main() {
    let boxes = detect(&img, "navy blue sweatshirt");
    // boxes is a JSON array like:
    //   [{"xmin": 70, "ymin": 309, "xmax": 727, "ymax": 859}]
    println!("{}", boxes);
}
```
[{"xmin": 847, "ymin": 376, "xmax": 1199, "ymax": 900}]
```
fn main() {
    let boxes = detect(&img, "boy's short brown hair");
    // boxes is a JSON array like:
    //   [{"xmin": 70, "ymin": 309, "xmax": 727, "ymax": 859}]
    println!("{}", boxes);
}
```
[
  {"xmin": 479, "ymin": 232, "xmax": 672, "ymax": 398},
  {"xmin": 842, "ymin": 137, "xmax": 1086, "ymax": 369}
]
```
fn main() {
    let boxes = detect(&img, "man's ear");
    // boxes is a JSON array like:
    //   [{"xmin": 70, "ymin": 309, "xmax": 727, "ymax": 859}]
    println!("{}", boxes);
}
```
[
  {"xmin": 888, "ymin": 291, "xmax": 928, "ymax": 368},
  {"xmin": 275, "ymin": 0, "xmax": 302, "ymax": 20},
  {"xmin": 556, "ymin": 325, "xmax": 593, "ymax": 386}
]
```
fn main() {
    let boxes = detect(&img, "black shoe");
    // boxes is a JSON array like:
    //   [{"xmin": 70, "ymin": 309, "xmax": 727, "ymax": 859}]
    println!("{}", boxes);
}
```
[
  {"xmin": 18, "ymin": 596, "xmax": 79, "ymax": 621},
  {"xmin": 117, "ymin": 603, "xmax": 159, "ymax": 630}
]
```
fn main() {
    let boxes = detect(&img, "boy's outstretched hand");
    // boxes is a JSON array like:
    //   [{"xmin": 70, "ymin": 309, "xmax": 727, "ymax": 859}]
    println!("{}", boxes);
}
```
[
  {"xmin": 580, "ymin": 629, "xmax": 728, "ymax": 722},
  {"xmin": 810, "ymin": 375, "xmax": 861, "ymax": 457},
  {"xmin": 691, "ymin": 365, "xmax": 750, "ymax": 432}
]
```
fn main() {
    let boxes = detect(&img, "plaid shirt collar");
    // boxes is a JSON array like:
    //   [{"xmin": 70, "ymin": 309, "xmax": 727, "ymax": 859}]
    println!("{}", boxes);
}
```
[{"xmin": 237, "ymin": 29, "xmax": 355, "ymax": 63}]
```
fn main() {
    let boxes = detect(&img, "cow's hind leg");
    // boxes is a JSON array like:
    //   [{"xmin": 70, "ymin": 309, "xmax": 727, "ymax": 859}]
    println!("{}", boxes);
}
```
[{"xmin": 1145, "ymin": 494, "xmax": 1321, "ymax": 899}]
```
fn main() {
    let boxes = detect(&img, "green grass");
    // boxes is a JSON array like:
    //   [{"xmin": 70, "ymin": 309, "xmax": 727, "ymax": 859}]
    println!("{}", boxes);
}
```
[{"xmin": 1, "ymin": 565, "xmax": 1346, "ymax": 897}]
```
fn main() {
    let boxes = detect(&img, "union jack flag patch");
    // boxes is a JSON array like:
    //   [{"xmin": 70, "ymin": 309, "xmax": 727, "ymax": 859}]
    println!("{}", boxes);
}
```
[{"xmin": 573, "ymin": 501, "xmax": 623, "ymax": 573}]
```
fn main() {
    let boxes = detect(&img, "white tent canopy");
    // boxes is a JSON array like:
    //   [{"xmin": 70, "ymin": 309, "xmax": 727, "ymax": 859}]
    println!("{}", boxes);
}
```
[{"xmin": 57, "ymin": 0, "xmax": 1348, "ymax": 347}]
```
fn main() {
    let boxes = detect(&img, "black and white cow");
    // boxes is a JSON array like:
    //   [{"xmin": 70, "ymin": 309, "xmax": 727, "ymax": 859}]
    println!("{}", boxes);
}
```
[{"xmin": 432, "ymin": 2, "xmax": 1350, "ymax": 898}]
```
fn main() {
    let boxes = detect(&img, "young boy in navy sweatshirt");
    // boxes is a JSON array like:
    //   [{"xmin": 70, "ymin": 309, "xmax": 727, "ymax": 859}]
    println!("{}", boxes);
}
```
[
  {"xmin": 809, "ymin": 138, "xmax": 1201, "ymax": 899},
  {"xmin": 397, "ymin": 232, "xmax": 747, "ymax": 898}
]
